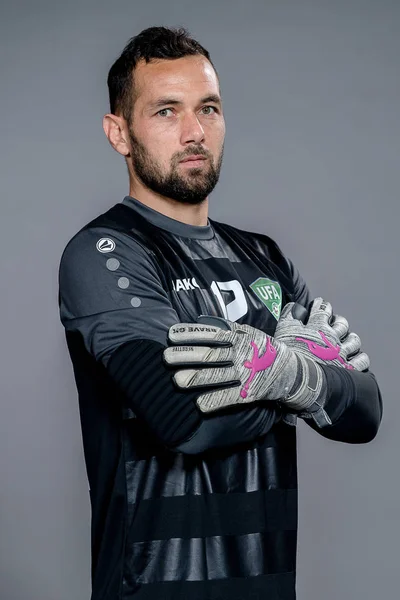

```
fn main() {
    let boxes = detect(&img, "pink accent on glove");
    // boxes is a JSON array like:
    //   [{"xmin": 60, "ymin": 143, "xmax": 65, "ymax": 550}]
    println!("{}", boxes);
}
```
[
  {"xmin": 295, "ymin": 331, "xmax": 354, "ymax": 370},
  {"xmin": 240, "ymin": 338, "xmax": 277, "ymax": 399}
]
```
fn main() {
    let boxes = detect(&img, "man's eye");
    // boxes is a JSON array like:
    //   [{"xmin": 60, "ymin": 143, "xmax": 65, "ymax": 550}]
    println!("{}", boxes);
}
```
[
  {"xmin": 201, "ymin": 106, "xmax": 217, "ymax": 115},
  {"xmin": 157, "ymin": 108, "xmax": 174, "ymax": 117}
]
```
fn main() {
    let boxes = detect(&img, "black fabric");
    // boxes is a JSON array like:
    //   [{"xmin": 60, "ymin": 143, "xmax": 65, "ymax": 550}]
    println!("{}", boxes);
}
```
[
  {"xmin": 174, "ymin": 401, "xmax": 280, "ymax": 454},
  {"xmin": 123, "ymin": 531, "xmax": 297, "ymax": 587},
  {"xmin": 310, "ymin": 365, "xmax": 383, "ymax": 443},
  {"xmin": 107, "ymin": 339, "xmax": 202, "ymax": 448},
  {"xmin": 121, "ymin": 570, "xmax": 296, "ymax": 600},
  {"xmin": 127, "ymin": 488, "xmax": 297, "ymax": 542},
  {"xmin": 121, "ymin": 422, "xmax": 298, "ymax": 598},
  {"xmin": 65, "ymin": 329, "xmax": 128, "ymax": 595},
  {"xmin": 123, "ymin": 424, "xmax": 297, "ymax": 497}
]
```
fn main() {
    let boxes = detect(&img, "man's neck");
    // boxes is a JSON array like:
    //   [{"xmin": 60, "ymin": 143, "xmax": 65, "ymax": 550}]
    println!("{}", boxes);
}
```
[{"xmin": 128, "ymin": 182, "xmax": 209, "ymax": 227}]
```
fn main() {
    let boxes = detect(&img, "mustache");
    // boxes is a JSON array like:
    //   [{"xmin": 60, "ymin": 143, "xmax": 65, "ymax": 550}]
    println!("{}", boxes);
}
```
[{"xmin": 175, "ymin": 147, "xmax": 210, "ymax": 161}]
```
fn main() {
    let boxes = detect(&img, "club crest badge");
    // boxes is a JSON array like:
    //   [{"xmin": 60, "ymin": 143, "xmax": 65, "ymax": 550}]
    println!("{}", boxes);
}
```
[{"xmin": 249, "ymin": 277, "xmax": 282, "ymax": 321}]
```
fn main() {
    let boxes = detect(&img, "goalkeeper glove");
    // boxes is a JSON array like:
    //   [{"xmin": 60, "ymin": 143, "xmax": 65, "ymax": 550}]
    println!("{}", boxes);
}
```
[
  {"xmin": 275, "ymin": 297, "xmax": 370, "ymax": 372},
  {"xmin": 163, "ymin": 313, "xmax": 331, "ymax": 428}
]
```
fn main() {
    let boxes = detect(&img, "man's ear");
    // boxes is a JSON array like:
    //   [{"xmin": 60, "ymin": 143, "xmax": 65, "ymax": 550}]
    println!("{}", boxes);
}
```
[{"xmin": 103, "ymin": 114, "xmax": 130, "ymax": 156}]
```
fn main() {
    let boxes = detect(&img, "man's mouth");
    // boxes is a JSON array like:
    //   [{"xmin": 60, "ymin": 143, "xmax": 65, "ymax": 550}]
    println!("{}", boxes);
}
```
[
  {"xmin": 181, "ymin": 154, "xmax": 207, "ymax": 162},
  {"xmin": 180, "ymin": 155, "xmax": 208, "ymax": 165}
]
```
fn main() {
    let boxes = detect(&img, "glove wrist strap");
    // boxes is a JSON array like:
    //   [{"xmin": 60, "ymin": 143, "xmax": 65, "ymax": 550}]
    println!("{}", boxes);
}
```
[{"xmin": 283, "ymin": 355, "xmax": 332, "ymax": 427}]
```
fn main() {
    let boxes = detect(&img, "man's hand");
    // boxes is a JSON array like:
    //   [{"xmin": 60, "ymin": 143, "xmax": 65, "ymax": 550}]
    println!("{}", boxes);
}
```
[
  {"xmin": 275, "ymin": 297, "xmax": 370, "ymax": 372},
  {"xmin": 163, "ymin": 315, "xmax": 331, "ymax": 427},
  {"xmin": 274, "ymin": 297, "xmax": 370, "ymax": 426}
]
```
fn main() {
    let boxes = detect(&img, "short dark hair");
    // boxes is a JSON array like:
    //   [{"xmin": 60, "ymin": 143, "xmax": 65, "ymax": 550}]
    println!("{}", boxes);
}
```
[{"xmin": 107, "ymin": 26, "xmax": 217, "ymax": 122}]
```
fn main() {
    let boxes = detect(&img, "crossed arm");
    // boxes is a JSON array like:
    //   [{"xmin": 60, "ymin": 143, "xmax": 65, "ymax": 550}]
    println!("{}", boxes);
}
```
[{"xmin": 59, "ymin": 227, "xmax": 383, "ymax": 455}]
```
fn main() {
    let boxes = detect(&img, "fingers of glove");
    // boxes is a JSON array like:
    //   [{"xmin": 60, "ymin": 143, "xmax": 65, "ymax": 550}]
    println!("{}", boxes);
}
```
[
  {"xmin": 173, "ymin": 365, "xmax": 239, "ymax": 390},
  {"xmin": 330, "ymin": 314, "xmax": 350, "ymax": 340},
  {"xmin": 348, "ymin": 352, "xmax": 370, "ymax": 372},
  {"xmin": 163, "ymin": 345, "xmax": 232, "ymax": 366},
  {"xmin": 274, "ymin": 302, "xmax": 306, "ymax": 338},
  {"xmin": 168, "ymin": 323, "xmax": 232, "ymax": 346},
  {"xmin": 307, "ymin": 298, "xmax": 333, "ymax": 327},
  {"xmin": 340, "ymin": 332, "xmax": 361, "ymax": 358},
  {"xmin": 277, "ymin": 302, "xmax": 297, "ymax": 324},
  {"xmin": 196, "ymin": 385, "xmax": 253, "ymax": 413}
]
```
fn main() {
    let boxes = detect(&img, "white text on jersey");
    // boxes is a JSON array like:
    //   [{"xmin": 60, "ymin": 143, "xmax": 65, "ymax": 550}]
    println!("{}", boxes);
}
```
[{"xmin": 173, "ymin": 277, "xmax": 200, "ymax": 292}]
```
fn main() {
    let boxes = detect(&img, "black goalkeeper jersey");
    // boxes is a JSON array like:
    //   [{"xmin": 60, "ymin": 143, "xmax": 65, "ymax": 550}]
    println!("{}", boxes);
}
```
[{"xmin": 58, "ymin": 196, "xmax": 381, "ymax": 600}]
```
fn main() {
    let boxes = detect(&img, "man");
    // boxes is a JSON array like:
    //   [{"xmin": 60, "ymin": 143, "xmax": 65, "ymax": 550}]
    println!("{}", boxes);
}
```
[{"xmin": 58, "ymin": 26, "xmax": 382, "ymax": 600}]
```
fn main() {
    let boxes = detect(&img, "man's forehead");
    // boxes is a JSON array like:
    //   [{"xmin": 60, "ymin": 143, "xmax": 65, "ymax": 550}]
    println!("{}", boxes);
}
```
[{"xmin": 135, "ymin": 56, "xmax": 219, "ymax": 102}]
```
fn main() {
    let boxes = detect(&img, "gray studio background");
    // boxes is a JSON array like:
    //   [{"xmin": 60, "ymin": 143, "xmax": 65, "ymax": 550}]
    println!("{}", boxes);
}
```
[{"xmin": 1, "ymin": 1, "xmax": 398, "ymax": 598}]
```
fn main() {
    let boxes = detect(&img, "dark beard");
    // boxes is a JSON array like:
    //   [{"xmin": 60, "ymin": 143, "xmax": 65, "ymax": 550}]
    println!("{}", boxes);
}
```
[{"xmin": 128, "ymin": 127, "xmax": 224, "ymax": 205}]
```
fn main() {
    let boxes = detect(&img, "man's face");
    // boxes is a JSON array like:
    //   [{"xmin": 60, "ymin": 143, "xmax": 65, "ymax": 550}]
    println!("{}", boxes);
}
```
[{"xmin": 127, "ymin": 55, "xmax": 225, "ymax": 205}]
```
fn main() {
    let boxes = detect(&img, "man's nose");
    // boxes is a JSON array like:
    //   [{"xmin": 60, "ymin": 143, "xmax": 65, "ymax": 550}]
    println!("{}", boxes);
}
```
[{"xmin": 180, "ymin": 113, "xmax": 205, "ymax": 145}]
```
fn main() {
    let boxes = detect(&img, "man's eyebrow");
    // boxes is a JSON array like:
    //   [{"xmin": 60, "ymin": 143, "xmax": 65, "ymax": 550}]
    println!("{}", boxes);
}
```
[
  {"xmin": 147, "ymin": 94, "xmax": 222, "ymax": 110},
  {"xmin": 148, "ymin": 97, "xmax": 182, "ymax": 109},
  {"xmin": 199, "ymin": 94, "xmax": 222, "ymax": 106}
]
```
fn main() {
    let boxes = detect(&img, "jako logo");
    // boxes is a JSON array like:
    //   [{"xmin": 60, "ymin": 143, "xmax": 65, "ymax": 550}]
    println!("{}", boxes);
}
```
[
  {"xmin": 96, "ymin": 238, "xmax": 116, "ymax": 253},
  {"xmin": 173, "ymin": 277, "xmax": 200, "ymax": 292}
]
